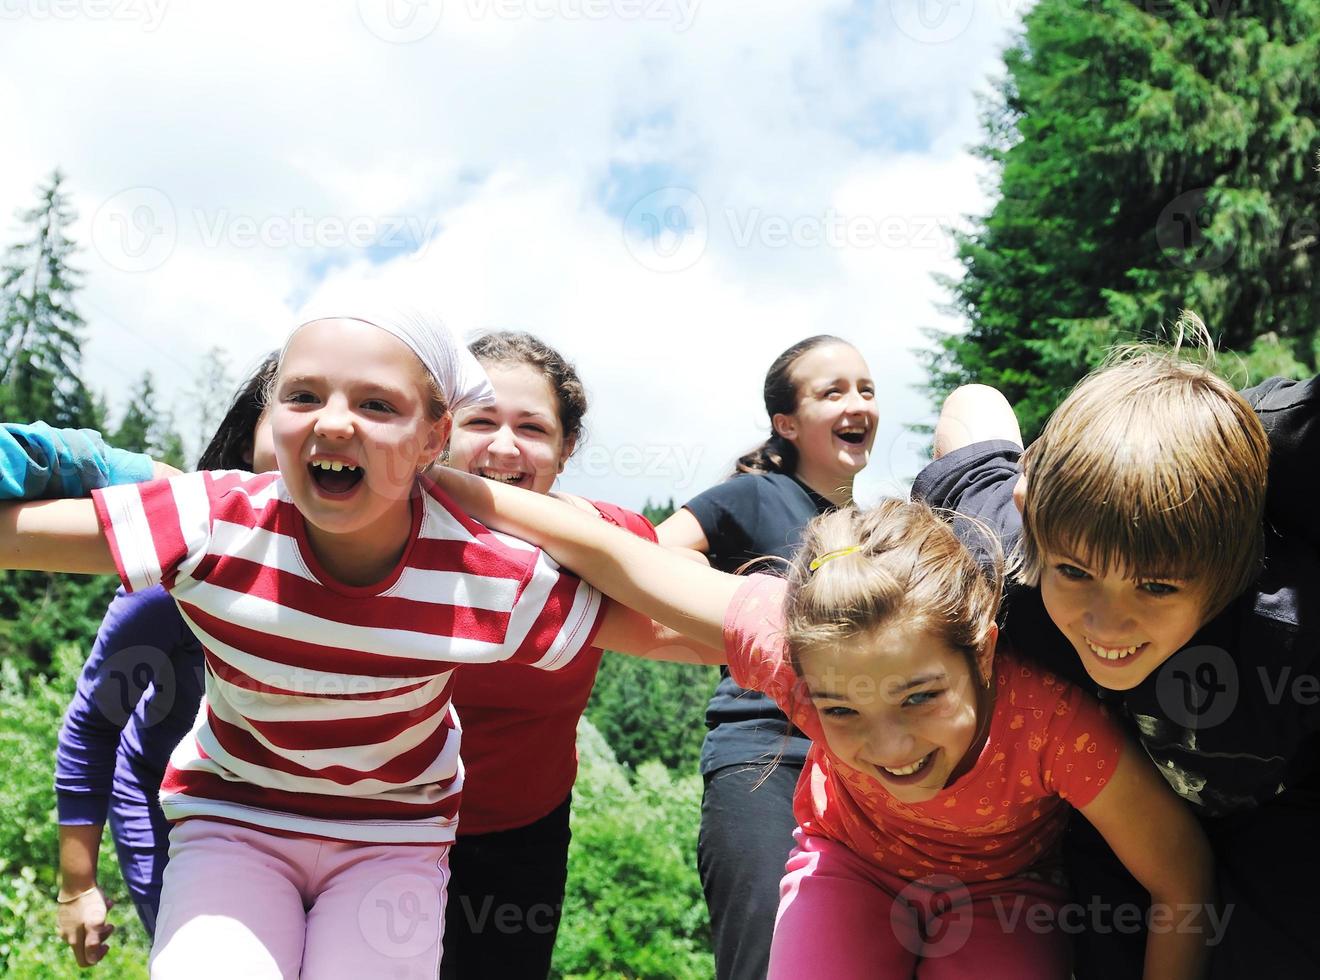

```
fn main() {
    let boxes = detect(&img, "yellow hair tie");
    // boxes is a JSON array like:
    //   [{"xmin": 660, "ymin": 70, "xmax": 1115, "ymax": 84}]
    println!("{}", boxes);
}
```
[{"xmin": 809, "ymin": 546, "xmax": 861, "ymax": 572}]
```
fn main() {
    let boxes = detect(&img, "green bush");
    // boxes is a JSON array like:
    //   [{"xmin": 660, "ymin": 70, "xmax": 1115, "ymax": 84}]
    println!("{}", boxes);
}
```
[
  {"xmin": 586, "ymin": 655, "xmax": 717, "ymax": 772},
  {"xmin": 0, "ymin": 645, "xmax": 150, "ymax": 978},
  {"xmin": 553, "ymin": 720, "xmax": 713, "ymax": 979}
]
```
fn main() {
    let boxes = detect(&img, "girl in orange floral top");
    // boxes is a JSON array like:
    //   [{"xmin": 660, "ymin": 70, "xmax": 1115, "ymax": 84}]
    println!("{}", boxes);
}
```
[{"xmin": 435, "ymin": 475, "xmax": 1215, "ymax": 980}]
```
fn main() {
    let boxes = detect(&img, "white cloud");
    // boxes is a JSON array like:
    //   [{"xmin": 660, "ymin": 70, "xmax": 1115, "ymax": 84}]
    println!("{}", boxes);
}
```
[{"xmin": 0, "ymin": 0, "xmax": 1021, "ymax": 508}]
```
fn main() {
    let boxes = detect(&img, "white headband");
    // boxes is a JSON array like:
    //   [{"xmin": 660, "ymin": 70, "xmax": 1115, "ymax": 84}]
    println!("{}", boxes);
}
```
[{"xmin": 286, "ymin": 304, "xmax": 494, "ymax": 415}]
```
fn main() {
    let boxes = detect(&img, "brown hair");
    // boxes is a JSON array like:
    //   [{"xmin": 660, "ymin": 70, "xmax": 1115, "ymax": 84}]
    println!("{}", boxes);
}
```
[
  {"xmin": 783, "ymin": 500, "xmax": 1003, "ymax": 681},
  {"xmin": 1018, "ymin": 326, "xmax": 1268, "ymax": 618},
  {"xmin": 734, "ymin": 334, "xmax": 850, "ymax": 477},
  {"xmin": 468, "ymin": 331, "xmax": 587, "ymax": 450}
]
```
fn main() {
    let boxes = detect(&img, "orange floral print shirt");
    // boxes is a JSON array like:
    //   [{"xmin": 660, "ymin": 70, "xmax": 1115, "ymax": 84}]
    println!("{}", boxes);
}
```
[{"xmin": 725, "ymin": 574, "xmax": 1123, "ymax": 883}]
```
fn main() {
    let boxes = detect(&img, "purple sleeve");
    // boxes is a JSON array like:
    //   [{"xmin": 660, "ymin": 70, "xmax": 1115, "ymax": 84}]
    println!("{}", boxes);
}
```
[{"xmin": 55, "ymin": 586, "xmax": 184, "ymax": 824}]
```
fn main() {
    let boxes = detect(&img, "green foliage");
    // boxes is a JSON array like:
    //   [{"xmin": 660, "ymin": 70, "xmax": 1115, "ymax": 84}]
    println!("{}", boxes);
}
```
[
  {"xmin": 586, "ymin": 656, "xmax": 716, "ymax": 772},
  {"xmin": 553, "ymin": 720, "xmax": 712, "ymax": 979},
  {"xmin": 0, "ymin": 647, "xmax": 151, "ymax": 978},
  {"xmin": 0, "ymin": 170, "xmax": 96, "ymax": 429},
  {"xmin": 930, "ymin": 0, "xmax": 1320, "ymax": 439},
  {"xmin": 641, "ymin": 498, "xmax": 676, "ymax": 527},
  {"xmin": 113, "ymin": 372, "xmax": 187, "ymax": 469},
  {"xmin": 0, "ymin": 572, "xmax": 118, "ymax": 671}
]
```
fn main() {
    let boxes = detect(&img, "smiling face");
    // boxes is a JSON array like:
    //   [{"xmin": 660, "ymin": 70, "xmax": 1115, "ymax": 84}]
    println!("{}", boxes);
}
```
[
  {"xmin": 447, "ymin": 361, "xmax": 572, "ymax": 496},
  {"xmin": 270, "ymin": 318, "xmax": 450, "ymax": 577},
  {"xmin": 1040, "ymin": 547, "xmax": 1210, "ymax": 690},
  {"xmin": 797, "ymin": 619, "xmax": 993, "ymax": 804},
  {"xmin": 774, "ymin": 343, "xmax": 878, "ymax": 493}
]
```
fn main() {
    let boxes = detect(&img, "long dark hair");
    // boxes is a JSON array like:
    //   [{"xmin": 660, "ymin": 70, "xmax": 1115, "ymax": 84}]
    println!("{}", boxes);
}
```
[
  {"xmin": 733, "ymin": 334, "xmax": 848, "ymax": 477},
  {"xmin": 197, "ymin": 352, "xmax": 280, "ymax": 471}
]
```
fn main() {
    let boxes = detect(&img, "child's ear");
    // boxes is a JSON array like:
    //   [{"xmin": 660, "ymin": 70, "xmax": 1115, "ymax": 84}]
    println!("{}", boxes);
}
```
[
  {"xmin": 977, "ymin": 623, "xmax": 998, "ymax": 686},
  {"xmin": 423, "ymin": 414, "xmax": 452, "ymax": 465},
  {"xmin": 557, "ymin": 435, "xmax": 577, "ymax": 475},
  {"xmin": 772, "ymin": 412, "xmax": 798, "ymax": 444}
]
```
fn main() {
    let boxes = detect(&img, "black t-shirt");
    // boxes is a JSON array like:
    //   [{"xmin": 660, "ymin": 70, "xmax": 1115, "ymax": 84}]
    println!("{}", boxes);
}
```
[
  {"xmin": 912, "ymin": 440, "xmax": 1320, "ymax": 818},
  {"xmin": 685, "ymin": 471, "xmax": 833, "ymax": 773}
]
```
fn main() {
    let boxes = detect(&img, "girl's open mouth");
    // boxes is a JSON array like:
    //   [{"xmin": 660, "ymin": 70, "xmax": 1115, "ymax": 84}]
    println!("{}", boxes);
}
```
[
  {"xmin": 834, "ymin": 426, "xmax": 868, "ymax": 446},
  {"xmin": 876, "ymin": 749, "xmax": 936, "ymax": 785},
  {"xmin": 477, "ymin": 467, "xmax": 532, "ymax": 490},
  {"xmin": 308, "ymin": 459, "xmax": 365, "ymax": 496}
]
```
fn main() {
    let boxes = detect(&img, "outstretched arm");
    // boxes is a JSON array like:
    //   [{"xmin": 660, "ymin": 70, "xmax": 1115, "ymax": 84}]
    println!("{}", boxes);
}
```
[
  {"xmin": 436, "ymin": 467, "xmax": 741, "ymax": 651},
  {"xmin": 1080, "ymin": 743, "xmax": 1215, "ymax": 980},
  {"xmin": 0, "ymin": 422, "xmax": 157, "ymax": 499},
  {"xmin": 0, "ymin": 498, "xmax": 114, "ymax": 574}
]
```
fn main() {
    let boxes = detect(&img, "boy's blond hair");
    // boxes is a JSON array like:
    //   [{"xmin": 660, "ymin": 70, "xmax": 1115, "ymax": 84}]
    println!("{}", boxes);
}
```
[
  {"xmin": 1018, "ymin": 332, "xmax": 1268, "ymax": 618},
  {"xmin": 784, "ymin": 500, "xmax": 1003, "ymax": 675}
]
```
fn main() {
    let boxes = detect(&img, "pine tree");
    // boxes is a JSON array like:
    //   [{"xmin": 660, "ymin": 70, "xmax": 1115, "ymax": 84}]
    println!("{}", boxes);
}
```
[
  {"xmin": 0, "ymin": 170, "xmax": 95, "ymax": 428},
  {"xmin": 928, "ymin": 0, "xmax": 1320, "ymax": 439},
  {"xmin": 113, "ymin": 371, "xmax": 187, "ymax": 468},
  {"xmin": 188, "ymin": 346, "xmax": 234, "ymax": 465}
]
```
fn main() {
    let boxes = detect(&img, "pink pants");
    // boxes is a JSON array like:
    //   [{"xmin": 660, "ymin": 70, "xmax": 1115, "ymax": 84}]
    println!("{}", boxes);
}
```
[
  {"xmin": 149, "ymin": 818, "xmax": 448, "ymax": 979},
  {"xmin": 771, "ymin": 834, "xmax": 1073, "ymax": 980}
]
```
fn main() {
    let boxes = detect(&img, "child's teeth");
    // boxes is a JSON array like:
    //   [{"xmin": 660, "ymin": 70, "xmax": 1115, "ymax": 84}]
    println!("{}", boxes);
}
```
[
  {"xmin": 883, "ymin": 754, "xmax": 928, "ymax": 776},
  {"xmin": 1087, "ymin": 640, "xmax": 1139, "ymax": 661}
]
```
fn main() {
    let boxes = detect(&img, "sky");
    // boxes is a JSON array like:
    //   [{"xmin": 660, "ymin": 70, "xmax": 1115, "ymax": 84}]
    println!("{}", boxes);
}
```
[{"xmin": 0, "ymin": 0, "xmax": 1029, "ymax": 510}]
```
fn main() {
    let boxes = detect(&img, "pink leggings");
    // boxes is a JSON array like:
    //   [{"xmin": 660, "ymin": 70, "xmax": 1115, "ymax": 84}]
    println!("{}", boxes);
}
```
[
  {"xmin": 771, "ymin": 834, "xmax": 1073, "ymax": 980},
  {"xmin": 149, "ymin": 819, "xmax": 448, "ymax": 979}
]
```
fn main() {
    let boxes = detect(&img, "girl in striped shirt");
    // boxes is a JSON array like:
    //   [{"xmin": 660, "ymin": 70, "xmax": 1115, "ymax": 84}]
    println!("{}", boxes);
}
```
[{"xmin": 0, "ymin": 308, "xmax": 678, "ymax": 978}]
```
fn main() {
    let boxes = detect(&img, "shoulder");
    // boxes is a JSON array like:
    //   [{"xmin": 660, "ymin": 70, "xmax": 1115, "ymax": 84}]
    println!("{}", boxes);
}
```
[
  {"xmin": 585, "ymin": 500, "xmax": 658, "ymax": 543},
  {"xmin": 994, "ymin": 644, "xmax": 1084, "ymax": 714},
  {"xmin": 1234, "ymin": 529, "xmax": 1320, "ymax": 642}
]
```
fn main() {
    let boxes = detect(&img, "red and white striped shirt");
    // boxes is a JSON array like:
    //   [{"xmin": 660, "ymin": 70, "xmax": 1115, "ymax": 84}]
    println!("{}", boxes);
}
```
[{"xmin": 91, "ymin": 471, "xmax": 604, "ymax": 844}]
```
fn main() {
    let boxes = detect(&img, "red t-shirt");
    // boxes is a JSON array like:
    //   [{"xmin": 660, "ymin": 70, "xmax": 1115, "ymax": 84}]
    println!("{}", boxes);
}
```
[
  {"xmin": 725, "ymin": 575, "xmax": 1124, "ymax": 882},
  {"xmin": 91, "ymin": 471, "xmax": 604, "ymax": 845},
  {"xmin": 452, "ymin": 501, "xmax": 657, "ymax": 835}
]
